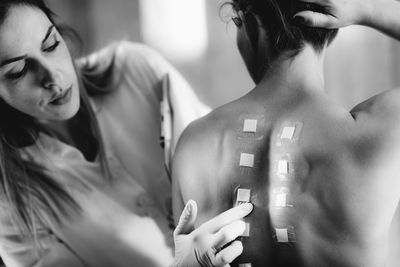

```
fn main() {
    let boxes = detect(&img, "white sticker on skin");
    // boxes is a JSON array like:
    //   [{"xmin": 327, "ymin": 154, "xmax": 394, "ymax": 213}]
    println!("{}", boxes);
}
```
[
  {"xmin": 273, "ymin": 155, "xmax": 294, "ymax": 181},
  {"xmin": 275, "ymin": 193, "xmax": 287, "ymax": 207},
  {"xmin": 276, "ymin": 121, "xmax": 303, "ymax": 146},
  {"xmin": 242, "ymin": 222, "xmax": 250, "ymax": 237},
  {"xmin": 239, "ymin": 153, "xmax": 255, "ymax": 168},
  {"xmin": 236, "ymin": 188, "xmax": 251, "ymax": 203},
  {"xmin": 271, "ymin": 187, "xmax": 292, "ymax": 208},
  {"xmin": 277, "ymin": 159, "xmax": 289, "ymax": 175},
  {"xmin": 280, "ymin": 126, "xmax": 296, "ymax": 140},
  {"xmin": 243, "ymin": 119, "xmax": 258, "ymax": 133},
  {"xmin": 239, "ymin": 264, "xmax": 252, "ymax": 267},
  {"xmin": 276, "ymin": 228, "xmax": 289, "ymax": 243},
  {"xmin": 237, "ymin": 114, "xmax": 265, "ymax": 141}
]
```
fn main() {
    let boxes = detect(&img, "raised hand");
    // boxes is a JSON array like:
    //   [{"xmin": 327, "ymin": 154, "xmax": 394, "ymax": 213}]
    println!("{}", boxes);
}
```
[{"xmin": 293, "ymin": 0, "xmax": 374, "ymax": 28}]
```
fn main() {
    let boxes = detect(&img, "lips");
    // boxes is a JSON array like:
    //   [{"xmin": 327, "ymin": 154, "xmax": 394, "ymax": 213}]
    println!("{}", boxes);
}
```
[{"xmin": 49, "ymin": 86, "xmax": 73, "ymax": 106}]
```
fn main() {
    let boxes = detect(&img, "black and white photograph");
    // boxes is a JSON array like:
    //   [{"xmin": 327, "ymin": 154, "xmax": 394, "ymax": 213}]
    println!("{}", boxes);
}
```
[{"xmin": 0, "ymin": 0, "xmax": 399, "ymax": 266}]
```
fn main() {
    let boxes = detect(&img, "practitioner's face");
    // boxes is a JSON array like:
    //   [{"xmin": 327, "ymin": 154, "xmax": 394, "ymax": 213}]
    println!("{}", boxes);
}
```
[{"xmin": 0, "ymin": 5, "xmax": 80, "ymax": 121}]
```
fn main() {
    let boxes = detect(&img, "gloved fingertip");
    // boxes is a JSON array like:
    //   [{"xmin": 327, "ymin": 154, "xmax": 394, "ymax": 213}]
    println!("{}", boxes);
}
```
[
  {"xmin": 175, "ymin": 200, "xmax": 197, "ymax": 236},
  {"xmin": 240, "ymin": 202, "xmax": 253, "ymax": 213},
  {"xmin": 184, "ymin": 200, "xmax": 194, "ymax": 216}
]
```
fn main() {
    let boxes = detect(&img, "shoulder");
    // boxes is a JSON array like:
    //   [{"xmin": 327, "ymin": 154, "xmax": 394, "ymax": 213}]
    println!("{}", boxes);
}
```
[
  {"xmin": 113, "ymin": 41, "xmax": 172, "ymax": 79},
  {"xmin": 173, "ymin": 101, "xmax": 246, "ymax": 181},
  {"xmin": 351, "ymin": 88, "xmax": 400, "ymax": 124},
  {"xmin": 348, "ymin": 89, "xmax": 400, "ymax": 163},
  {"xmin": 114, "ymin": 41, "xmax": 167, "ymax": 65},
  {"xmin": 174, "ymin": 103, "xmax": 236, "ymax": 159},
  {"xmin": 172, "ymin": 107, "xmax": 234, "ymax": 204},
  {"xmin": 350, "ymin": 88, "xmax": 400, "ymax": 140},
  {"xmin": 78, "ymin": 41, "xmax": 165, "ymax": 69},
  {"xmin": 172, "ymin": 113, "xmax": 222, "ymax": 178},
  {"xmin": 78, "ymin": 41, "xmax": 170, "ymax": 90}
]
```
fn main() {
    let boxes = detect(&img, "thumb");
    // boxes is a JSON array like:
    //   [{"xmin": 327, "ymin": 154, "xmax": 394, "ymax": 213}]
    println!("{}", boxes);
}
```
[{"xmin": 174, "ymin": 200, "xmax": 198, "ymax": 236}]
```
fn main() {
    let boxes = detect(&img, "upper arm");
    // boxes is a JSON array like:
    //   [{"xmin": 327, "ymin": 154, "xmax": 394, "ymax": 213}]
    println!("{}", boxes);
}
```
[
  {"xmin": 0, "ymin": 240, "xmax": 84, "ymax": 267},
  {"xmin": 0, "ymin": 211, "xmax": 84, "ymax": 267},
  {"xmin": 348, "ymin": 88, "xmax": 400, "ymax": 168},
  {"xmin": 350, "ymin": 88, "xmax": 400, "ymax": 139},
  {"xmin": 351, "ymin": 88, "xmax": 400, "ymax": 122}
]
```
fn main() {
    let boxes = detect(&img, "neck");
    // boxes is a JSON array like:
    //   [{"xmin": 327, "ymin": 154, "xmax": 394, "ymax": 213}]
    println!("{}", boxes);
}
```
[
  {"xmin": 39, "ymin": 118, "xmax": 71, "ymax": 136},
  {"xmin": 40, "ymin": 115, "xmax": 98, "ymax": 161},
  {"xmin": 253, "ymin": 45, "xmax": 326, "ymax": 98}
]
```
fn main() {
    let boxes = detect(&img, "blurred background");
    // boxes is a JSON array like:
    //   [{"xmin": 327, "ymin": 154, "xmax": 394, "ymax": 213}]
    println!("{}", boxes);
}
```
[
  {"xmin": 0, "ymin": 1, "xmax": 400, "ymax": 266},
  {"xmin": 51, "ymin": 0, "xmax": 400, "ymax": 110},
  {"xmin": 44, "ymin": 0, "xmax": 400, "ymax": 111}
]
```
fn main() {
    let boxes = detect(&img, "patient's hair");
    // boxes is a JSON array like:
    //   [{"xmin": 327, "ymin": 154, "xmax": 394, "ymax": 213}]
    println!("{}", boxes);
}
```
[{"xmin": 231, "ymin": 0, "xmax": 338, "ymax": 56}]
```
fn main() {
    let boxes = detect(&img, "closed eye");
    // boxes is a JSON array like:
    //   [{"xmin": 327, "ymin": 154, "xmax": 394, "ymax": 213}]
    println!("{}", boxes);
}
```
[
  {"xmin": 42, "ymin": 40, "xmax": 60, "ymax": 53},
  {"xmin": 5, "ymin": 63, "xmax": 28, "ymax": 80}
]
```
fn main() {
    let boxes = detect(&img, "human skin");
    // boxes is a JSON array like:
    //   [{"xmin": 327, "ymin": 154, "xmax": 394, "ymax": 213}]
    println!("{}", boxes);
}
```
[
  {"xmin": 173, "ymin": 55, "xmax": 400, "ymax": 266},
  {"xmin": 0, "ymin": 5, "xmax": 80, "ymax": 122},
  {"xmin": 172, "ymin": 15, "xmax": 400, "ymax": 266},
  {"xmin": 0, "ymin": 5, "xmax": 252, "ymax": 267},
  {"xmin": 294, "ymin": 0, "xmax": 400, "ymax": 41}
]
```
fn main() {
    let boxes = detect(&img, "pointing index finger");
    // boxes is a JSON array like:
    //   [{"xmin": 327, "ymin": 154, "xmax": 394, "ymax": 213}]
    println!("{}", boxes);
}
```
[{"xmin": 199, "ymin": 203, "xmax": 253, "ymax": 234}]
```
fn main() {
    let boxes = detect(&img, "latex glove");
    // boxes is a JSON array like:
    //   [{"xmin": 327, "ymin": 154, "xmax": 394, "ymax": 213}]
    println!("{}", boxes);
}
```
[
  {"xmin": 293, "ymin": 0, "xmax": 375, "ymax": 28},
  {"xmin": 171, "ymin": 200, "xmax": 253, "ymax": 267}
]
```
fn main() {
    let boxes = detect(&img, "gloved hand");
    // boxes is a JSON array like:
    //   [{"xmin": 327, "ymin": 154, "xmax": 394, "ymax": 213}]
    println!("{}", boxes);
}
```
[{"xmin": 171, "ymin": 200, "xmax": 253, "ymax": 267}]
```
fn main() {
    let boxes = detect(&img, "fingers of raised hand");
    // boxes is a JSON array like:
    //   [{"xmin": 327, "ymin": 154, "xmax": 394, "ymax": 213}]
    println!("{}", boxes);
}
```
[
  {"xmin": 294, "ymin": 11, "xmax": 338, "ymax": 28},
  {"xmin": 298, "ymin": 0, "xmax": 332, "ymax": 5},
  {"xmin": 199, "ymin": 203, "xmax": 253, "ymax": 234}
]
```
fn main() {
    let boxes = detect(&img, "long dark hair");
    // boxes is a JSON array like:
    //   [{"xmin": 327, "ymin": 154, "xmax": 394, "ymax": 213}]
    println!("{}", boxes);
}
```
[{"xmin": 0, "ymin": 0, "xmax": 112, "ymax": 245}]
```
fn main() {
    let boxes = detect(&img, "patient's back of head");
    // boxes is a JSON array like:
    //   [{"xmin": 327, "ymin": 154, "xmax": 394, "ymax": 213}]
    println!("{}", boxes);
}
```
[{"xmin": 231, "ymin": 0, "xmax": 338, "ymax": 57}]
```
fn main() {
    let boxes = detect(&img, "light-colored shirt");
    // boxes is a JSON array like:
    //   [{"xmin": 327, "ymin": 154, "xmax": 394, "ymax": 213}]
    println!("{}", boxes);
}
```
[{"xmin": 0, "ymin": 41, "xmax": 209, "ymax": 267}]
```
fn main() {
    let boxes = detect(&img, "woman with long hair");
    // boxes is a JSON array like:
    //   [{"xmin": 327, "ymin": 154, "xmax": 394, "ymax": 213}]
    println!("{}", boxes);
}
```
[{"xmin": 0, "ymin": 1, "xmax": 253, "ymax": 266}]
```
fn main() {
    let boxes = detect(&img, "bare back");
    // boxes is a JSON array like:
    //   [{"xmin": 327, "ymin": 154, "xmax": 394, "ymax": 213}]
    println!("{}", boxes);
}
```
[{"xmin": 173, "ymin": 87, "xmax": 400, "ymax": 267}]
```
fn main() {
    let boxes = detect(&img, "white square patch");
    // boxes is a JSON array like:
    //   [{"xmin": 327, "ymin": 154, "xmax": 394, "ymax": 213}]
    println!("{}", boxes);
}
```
[
  {"xmin": 243, "ymin": 119, "xmax": 258, "ymax": 133},
  {"xmin": 278, "ymin": 159, "xmax": 289, "ymax": 174},
  {"xmin": 276, "ymin": 228, "xmax": 289, "ymax": 242},
  {"xmin": 237, "ymin": 189, "xmax": 251, "ymax": 203},
  {"xmin": 242, "ymin": 222, "xmax": 250, "ymax": 237},
  {"xmin": 275, "ymin": 193, "xmax": 287, "ymax": 207},
  {"xmin": 280, "ymin": 126, "xmax": 296, "ymax": 140},
  {"xmin": 239, "ymin": 153, "xmax": 255, "ymax": 167}
]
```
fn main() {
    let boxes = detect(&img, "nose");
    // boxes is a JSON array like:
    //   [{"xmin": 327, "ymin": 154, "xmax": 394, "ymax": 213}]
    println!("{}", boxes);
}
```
[{"xmin": 30, "ymin": 58, "xmax": 63, "ymax": 90}]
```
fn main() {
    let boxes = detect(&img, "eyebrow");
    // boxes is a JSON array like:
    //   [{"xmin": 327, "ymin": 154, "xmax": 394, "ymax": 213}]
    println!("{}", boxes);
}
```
[
  {"xmin": 42, "ymin": 25, "xmax": 55, "ymax": 45},
  {"xmin": 0, "ymin": 25, "xmax": 55, "ymax": 68},
  {"xmin": 0, "ymin": 55, "xmax": 27, "ymax": 68}
]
